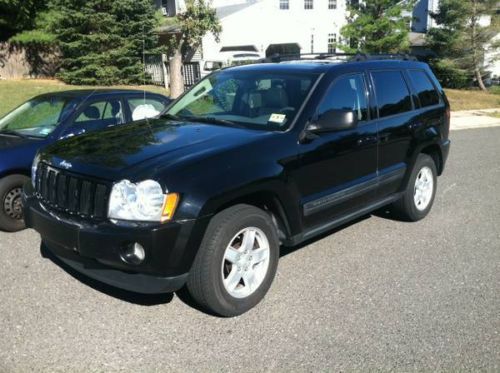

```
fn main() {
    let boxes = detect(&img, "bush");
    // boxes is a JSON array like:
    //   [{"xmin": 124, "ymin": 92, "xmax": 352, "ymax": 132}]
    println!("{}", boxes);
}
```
[{"xmin": 430, "ymin": 59, "xmax": 471, "ymax": 89}]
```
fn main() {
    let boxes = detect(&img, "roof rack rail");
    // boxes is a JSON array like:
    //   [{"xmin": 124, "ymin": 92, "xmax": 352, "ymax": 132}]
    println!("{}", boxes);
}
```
[
  {"xmin": 264, "ymin": 52, "xmax": 357, "ymax": 63},
  {"xmin": 352, "ymin": 53, "xmax": 418, "ymax": 61},
  {"xmin": 262, "ymin": 52, "xmax": 418, "ymax": 63}
]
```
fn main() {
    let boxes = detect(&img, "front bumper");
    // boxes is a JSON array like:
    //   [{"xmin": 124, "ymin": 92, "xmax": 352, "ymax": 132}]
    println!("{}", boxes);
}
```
[{"xmin": 23, "ymin": 185, "xmax": 210, "ymax": 294}]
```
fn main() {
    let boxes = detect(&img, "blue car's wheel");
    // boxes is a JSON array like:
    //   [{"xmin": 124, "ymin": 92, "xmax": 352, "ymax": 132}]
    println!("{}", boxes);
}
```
[{"xmin": 0, "ymin": 175, "xmax": 29, "ymax": 232}]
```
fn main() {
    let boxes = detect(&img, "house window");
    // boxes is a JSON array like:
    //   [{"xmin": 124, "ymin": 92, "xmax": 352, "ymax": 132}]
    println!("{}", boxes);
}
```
[
  {"xmin": 304, "ymin": 0, "xmax": 313, "ymax": 10},
  {"xmin": 328, "ymin": 0, "xmax": 337, "ymax": 9},
  {"xmin": 310, "ymin": 34, "xmax": 314, "ymax": 53},
  {"xmin": 328, "ymin": 33, "xmax": 336, "ymax": 53},
  {"xmin": 279, "ymin": 0, "xmax": 289, "ymax": 9}
]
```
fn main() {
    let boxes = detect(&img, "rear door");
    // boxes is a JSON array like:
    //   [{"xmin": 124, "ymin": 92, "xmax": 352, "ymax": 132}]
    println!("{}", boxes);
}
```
[
  {"xmin": 369, "ymin": 70, "xmax": 416, "ymax": 197},
  {"xmin": 296, "ymin": 73, "xmax": 379, "ymax": 230},
  {"xmin": 405, "ymin": 68, "xmax": 445, "ymax": 138}
]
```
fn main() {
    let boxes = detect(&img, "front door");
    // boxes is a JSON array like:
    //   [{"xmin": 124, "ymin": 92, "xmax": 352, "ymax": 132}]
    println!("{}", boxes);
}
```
[{"xmin": 296, "ymin": 73, "xmax": 378, "ymax": 230}]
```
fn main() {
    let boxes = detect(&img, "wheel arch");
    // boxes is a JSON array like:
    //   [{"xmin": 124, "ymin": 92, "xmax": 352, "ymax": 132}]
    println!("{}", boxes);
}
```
[
  {"xmin": 420, "ymin": 144, "xmax": 443, "ymax": 176},
  {"xmin": 212, "ymin": 191, "xmax": 294, "ymax": 244},
  {"xmin": 0, "ymin": 169, "xmax": 31, "ymax": 180}
]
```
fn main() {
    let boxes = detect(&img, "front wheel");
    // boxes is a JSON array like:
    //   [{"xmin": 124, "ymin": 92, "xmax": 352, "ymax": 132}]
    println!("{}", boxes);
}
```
[
  {"xmin": 391, "ymin": 153, "xmax": 437, "ymax": 222},
  {"xmin": 0, "ymin": 175, "xmax": 29, "ymax": 232},
  {"xmin": 187, "ymin": 204, "xmax": 280, "ymax": 317}
]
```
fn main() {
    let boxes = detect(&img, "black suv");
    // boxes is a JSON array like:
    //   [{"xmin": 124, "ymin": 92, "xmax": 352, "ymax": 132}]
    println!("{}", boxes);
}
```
[{"xmin": 23, "ymin": 57, "xmax": 450, "ymax": 316}]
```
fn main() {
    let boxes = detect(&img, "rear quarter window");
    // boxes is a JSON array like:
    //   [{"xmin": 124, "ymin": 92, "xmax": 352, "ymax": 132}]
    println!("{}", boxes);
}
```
[
  {"xmin": 407, "ymin": 70, "xmax": 440, "ymax": 108},
  {"xmin": 371, "ymin": 71, "xmax": 412, "ymax": 118}
]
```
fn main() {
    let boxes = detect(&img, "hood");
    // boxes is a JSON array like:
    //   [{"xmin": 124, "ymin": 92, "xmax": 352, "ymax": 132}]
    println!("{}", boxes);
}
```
[
  {"xmin": 0, "ymin": 133, "xmax": 38, "ymax": 149},
  {"xmin": 0, "ymin": 134, "xmax": 45, "ymax": 174},
  {"xmin": 41, "ymin": 118, "xmax": 272, "ymax": 180}
]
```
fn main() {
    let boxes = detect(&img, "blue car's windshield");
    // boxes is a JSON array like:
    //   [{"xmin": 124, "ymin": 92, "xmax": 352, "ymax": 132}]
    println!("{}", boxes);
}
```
[
  {"xmin": 166, "ymin": 70, "xmax": 319, "ymax": 131},
  {"xmin": 0, "ymin": 96, "xmax": 72, "ymax": 138}
]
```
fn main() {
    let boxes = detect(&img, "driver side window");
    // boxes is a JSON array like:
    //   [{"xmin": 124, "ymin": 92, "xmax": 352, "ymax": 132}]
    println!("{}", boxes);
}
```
[{"xmin": 317, "ymin": 74, "xmax": 368, "ymax": 122}]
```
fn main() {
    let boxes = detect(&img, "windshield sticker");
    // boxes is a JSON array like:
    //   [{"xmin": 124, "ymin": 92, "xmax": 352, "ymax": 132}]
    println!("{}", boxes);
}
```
[{"xmin": 269, "ymin": 113, "xmax": 286, "ymax": 124}]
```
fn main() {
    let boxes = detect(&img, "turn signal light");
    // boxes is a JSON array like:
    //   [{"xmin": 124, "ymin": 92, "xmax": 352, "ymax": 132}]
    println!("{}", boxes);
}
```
[{"xmin": 161, "ymin": 193, "xmax": 179, "ymax": 222}]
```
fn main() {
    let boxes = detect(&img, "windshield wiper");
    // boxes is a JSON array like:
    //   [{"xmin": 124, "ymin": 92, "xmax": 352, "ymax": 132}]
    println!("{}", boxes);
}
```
[
  {"xmin": 160, "ymin": 113, "xmax": 183, "ymax": 121},
  {"xmin": 0, "ymin": 129, "xmax": 28, "ymax": 138},
  {"xmin": 180, "ymin": 115, "xmax": 245, "ymax": 128}
]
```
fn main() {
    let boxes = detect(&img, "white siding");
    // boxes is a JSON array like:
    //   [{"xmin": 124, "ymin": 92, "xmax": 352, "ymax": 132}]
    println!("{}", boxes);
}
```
[{"xmin": 201, "ymin": 0, "xmax": 349, "ymax": 60}]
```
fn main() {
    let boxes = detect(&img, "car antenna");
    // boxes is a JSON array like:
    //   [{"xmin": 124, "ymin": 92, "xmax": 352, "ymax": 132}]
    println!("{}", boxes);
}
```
[
  {"xmin": 142, "ymin": 25, "xmax": 146, "ymax": 106},
  {"xmin": 142, "ymin": 25, "xmax": 155, "ymax": 138}
]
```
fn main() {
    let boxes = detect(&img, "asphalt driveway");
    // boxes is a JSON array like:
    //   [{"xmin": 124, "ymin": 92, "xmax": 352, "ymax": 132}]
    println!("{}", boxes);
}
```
[{"xmin": 0, "ymin": 127, "xmax": 499, "ymax": 371}]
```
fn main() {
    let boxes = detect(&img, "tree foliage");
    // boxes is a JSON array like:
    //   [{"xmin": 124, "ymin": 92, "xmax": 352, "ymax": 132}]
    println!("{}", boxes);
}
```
[
  {"xmin": 0, "ymin": 0, "xmax": 47, "ymax": 41},
  {"xmin": 340, "ymin": 0, "xmax": 415, "ymax": 54},
  {"xmin": 427, "ymin": 0, "xmax": 499, "ymax": 90},
  {"xmin": 10, "ymin": 0, "xmax": 160, "ymax": 85},
  {"xmin": 52, "ymin": 0, "xmax": 160, "ymax": 85}
]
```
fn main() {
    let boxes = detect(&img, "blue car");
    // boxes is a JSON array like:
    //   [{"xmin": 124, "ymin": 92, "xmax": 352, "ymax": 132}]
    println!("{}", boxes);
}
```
[{"xmin": 0, "ymin": 89, "xmax": 170, "ymax": 231}]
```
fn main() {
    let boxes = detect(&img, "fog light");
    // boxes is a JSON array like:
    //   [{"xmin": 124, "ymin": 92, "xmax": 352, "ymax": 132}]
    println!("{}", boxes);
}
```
[{"xmin": 121, "ymin": 242, "xmax": 146, "ymax": 265}]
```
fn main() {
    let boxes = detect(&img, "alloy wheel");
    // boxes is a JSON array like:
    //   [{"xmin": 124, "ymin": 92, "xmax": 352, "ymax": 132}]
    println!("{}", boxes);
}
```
[
  {"xmin": 221, "ymin": 227, "xmax": 271, "ymax": 299},
  {"xmin": 413, "ymin": 166, "xmax": 434, "ymax": 211}
]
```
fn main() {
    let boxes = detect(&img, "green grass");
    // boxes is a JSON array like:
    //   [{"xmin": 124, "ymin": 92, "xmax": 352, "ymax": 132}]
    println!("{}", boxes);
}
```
[
  {"xmin": 0, "ymin": 79, "xmax": 169, "ymax": 117},
  {"xmin": 487, "ymin": 111, "xmax": 500, "ymax": 118}
]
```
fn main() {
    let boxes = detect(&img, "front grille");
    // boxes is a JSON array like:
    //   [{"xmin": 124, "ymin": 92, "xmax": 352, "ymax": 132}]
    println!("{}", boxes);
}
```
[{"xmin": 35, "ymin": 162, "xmax": 110, "ymax": 219}]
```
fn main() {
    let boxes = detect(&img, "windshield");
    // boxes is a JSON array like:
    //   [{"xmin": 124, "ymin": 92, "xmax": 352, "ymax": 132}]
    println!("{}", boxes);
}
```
[
  {"xmin": 0, "ymin": 96, "xmax": 72, "ymax": 138},
  {"xmin": 166, "ymin": 70, "xmax": 318, "ymax": 131}
]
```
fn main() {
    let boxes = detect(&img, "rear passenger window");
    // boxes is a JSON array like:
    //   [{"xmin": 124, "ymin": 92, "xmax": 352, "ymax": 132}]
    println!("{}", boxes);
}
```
[
  {"xmin": 371, "ymin": 71, "xmax": 412, "ymax": 118},
  {"xmin": 407, "ymin": 70, "xmax": 440, "ymax": 107},
  {"xmin": 127, "ymin": 98, "xmax": 167, "ymax": 121}
]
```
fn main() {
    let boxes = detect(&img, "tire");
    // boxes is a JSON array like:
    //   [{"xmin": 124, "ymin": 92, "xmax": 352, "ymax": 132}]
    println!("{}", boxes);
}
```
[
  {"xmin": 391, "ymin": 154, "xmax": 437, "ymax": 222},
  {"xmin": 0, "ymin": 174, "xmax": 29, "ymax": 232},
  {"xmin": 187, "ymin": 204, "xmax": 280, "ymax": 317}
]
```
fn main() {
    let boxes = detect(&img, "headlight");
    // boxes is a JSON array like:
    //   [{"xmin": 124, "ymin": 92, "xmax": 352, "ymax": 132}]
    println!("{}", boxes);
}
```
[
  {"xmin": 108, "ymin": 179, "xmax": 179, "ymax": 223},
  {"xmin": 31, "ymin": 154, "xmax": 41, "ymax": 187}
]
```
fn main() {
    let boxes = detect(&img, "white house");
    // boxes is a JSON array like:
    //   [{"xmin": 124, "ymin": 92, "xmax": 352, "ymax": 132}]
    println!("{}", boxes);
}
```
[
  {"xmin": 157, "ymin": 0, "xmax": 349, "ymax": 60},
  {"xmin": 201, "ymin": 0, "xmax": 349, "ymax": 60}
]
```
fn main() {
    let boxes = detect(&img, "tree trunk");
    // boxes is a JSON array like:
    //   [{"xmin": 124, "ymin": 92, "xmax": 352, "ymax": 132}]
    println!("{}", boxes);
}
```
[
  {"xmin": 475, "ymin": 68, "xmax": 487, "ymax": 91},
  {"xmin": 470, "ymin": 0, "xmax": 487, "ymax": 92},
  {"xmin": 169, "ymin": 46, "xmax": 184, "ymax": 98}
]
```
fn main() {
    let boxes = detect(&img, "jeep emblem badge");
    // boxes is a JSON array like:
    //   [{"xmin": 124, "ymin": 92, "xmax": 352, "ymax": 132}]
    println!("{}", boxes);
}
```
[{"xmin": 59, "ymin": 160, "xmax": 72, "ymax": 169}]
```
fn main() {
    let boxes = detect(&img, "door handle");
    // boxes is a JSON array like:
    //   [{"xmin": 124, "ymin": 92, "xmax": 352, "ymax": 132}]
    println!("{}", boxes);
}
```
[
  {"xmin": 409, "ymin": 122, "xmax": 424, "ymax": 131},
  {"xmin": 356, "ymin": 135, "xmax": 378, "ymax": 146}
]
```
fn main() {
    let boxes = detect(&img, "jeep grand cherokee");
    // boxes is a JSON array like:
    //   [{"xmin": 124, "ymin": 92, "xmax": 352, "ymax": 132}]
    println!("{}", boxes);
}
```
[{"xmin": 23, "ymin": 57, "xmax": 451, "ymax": 317}]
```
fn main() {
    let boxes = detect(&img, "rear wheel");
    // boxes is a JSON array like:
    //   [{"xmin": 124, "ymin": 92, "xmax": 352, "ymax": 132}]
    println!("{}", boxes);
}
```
[
  {"xmin": 391, "ymin": 154, "xmax": 437, "ymax": 221},
  {"xmin": 0, "ymin": 175, "xmax": 29, "ymax": 232},
  {"xmin": 187, "ymin": 204, "xmax": 279, "ymax": 317}
]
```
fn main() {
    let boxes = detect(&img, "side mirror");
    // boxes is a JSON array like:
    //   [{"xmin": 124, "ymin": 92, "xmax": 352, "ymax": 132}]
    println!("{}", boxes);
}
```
[{"xmin": 307, "ymin": 109, "xmax": 358, "ymax": 133}]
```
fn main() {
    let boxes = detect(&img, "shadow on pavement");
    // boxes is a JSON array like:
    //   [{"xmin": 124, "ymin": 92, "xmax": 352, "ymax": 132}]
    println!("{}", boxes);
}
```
[
  {"xmin": 279, "ymin": 215, "xmax": 370, "ymax": 258},
  {"xmin": 280, "ymin": 205, "xmax": 407, "ymax": 257}
]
